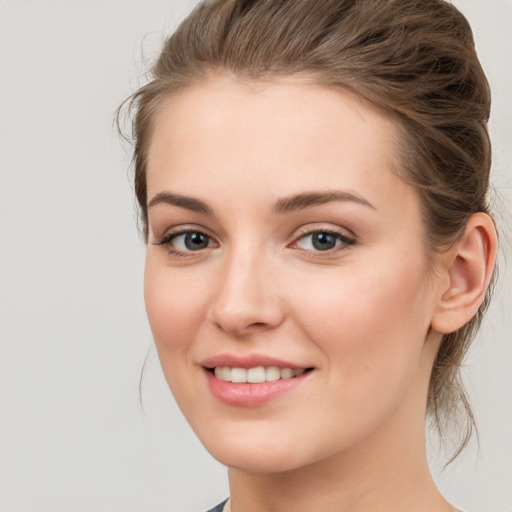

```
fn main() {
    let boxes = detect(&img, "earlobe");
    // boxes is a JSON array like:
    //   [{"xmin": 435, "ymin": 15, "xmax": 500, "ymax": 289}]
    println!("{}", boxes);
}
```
[{"xmin": 431, "ymin": 212, "xmax": 498, "ymax": 334}]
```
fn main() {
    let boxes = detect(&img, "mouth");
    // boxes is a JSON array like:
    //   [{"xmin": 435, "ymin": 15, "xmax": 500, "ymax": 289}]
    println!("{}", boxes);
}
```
[
  {"xmin": 200, "ymin": 355, "xmax": 315, "ymax": 407},
  {"xmin": 208, "ymin": 366, "xmax": 313, "ymax": 383}
]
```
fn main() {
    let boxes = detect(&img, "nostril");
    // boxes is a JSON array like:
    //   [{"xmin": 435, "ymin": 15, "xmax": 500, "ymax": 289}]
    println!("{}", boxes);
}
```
[{"xmin": 207, "ymin": 274, "xmax": 285, "ymax": 335}]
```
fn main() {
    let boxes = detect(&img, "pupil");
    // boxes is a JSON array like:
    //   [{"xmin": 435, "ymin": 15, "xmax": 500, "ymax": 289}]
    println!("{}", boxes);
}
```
[
  {"xmin": 185, "ymin": 232, "xmax": 208, "ymax": 250},
  {"xmin": 312, "ymin": 232, "xmax": 337, "ymax": 250}
]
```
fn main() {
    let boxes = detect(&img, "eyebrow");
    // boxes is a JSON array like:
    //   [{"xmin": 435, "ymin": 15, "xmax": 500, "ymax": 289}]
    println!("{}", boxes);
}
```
[
  {"xmin": 147, "ymin": 192, "xmax": 213, "ymax": 215},
  {"xmin": 273, "ymin": 190, "xmax": 376, "ymax": 214},
  {"xmin": 147, "ymin": 189, "xmax": 375, "ymax": 215}
]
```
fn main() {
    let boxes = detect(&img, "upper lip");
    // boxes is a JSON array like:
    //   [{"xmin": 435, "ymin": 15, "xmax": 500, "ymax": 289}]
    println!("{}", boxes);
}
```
[{"xmin": 200, "ymin": 353, "xmax": 311, "ymax": 370}]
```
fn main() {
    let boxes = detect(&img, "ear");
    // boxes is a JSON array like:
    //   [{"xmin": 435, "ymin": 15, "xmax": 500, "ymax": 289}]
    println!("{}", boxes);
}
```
[{"xmin": 431, "ymin": 212, "xmax": 498, "ymax": 334}]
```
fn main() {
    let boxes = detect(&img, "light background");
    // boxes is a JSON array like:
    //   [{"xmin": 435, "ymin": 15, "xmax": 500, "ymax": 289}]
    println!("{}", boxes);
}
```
[{"xmin": 0, "ymin": 1, "xmax": 511, "ymax": 511}]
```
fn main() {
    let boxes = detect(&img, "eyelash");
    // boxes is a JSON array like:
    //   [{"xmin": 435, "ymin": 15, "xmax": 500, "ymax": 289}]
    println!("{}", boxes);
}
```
[
  {"xmin": 153, "ymin": 227, "xmax": 355, "ymax": 258},
  {"xmin": 290, "ymin": 228, "xmax": 355, "ymax": 256},
  {"xmin": 153, "ymin": 229, "xmax": 217, "ymax": 258}
]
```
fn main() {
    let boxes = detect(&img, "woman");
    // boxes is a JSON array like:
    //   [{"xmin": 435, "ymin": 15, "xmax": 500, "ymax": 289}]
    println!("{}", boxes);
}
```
[{"xmin": 120, "ymin": 0, "xmax": 498, "ymax": 510}]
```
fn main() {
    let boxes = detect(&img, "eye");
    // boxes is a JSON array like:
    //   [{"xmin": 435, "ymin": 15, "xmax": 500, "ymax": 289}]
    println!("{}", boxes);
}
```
[
  {"xmin": 154, "ymin": 229, "xmax": 217, "ymax": 256},
  {"xmin": 172, "ymin": 231, "xmax": 211, "ymax": 251},
  {"xmin": 293, "ymin": 230, "xmax": 354, "ymax": 252}
]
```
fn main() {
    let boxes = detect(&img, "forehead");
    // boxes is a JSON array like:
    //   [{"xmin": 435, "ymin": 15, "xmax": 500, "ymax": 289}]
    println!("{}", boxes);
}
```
[{"xmin": 146, "ymin": 77, "xmax": 412, "ymax": 214}]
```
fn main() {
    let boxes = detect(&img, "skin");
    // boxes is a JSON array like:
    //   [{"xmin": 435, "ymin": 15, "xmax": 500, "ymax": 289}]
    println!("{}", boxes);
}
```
[{"xmin": 143, "ymin": 76, "xmax": 495, "ymax": 512}]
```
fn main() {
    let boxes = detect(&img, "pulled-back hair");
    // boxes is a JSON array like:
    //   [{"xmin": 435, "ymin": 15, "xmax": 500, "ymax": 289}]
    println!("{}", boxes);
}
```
[{"xmin": 119, "ymin": 0, "xmax": 496, "ymax": 461}]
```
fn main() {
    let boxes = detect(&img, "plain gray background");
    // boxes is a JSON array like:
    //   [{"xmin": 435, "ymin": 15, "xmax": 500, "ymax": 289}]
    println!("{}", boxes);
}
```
[{"xmin": 1, "ymin": 1, "xmax": 511, "ymax": 511}]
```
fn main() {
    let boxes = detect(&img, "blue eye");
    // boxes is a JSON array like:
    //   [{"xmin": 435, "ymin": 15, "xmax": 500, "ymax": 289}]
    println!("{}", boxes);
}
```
[
  {"xmin": 155, "ymin": 230, "xmax": 215, "ymax": 254},
  {"xmin": 176, "ymin": 232, "xmax": 211, "ymax": 251},
  {"xmin": 295, "ymin": 231, "xmax": 353, "ymax": 252}
]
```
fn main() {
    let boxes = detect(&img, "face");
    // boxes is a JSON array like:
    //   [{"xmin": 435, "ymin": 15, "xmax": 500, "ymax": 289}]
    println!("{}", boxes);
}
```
[{"xmin": 144, "ymin": 77, "xmax": 443, "ymax": 473}]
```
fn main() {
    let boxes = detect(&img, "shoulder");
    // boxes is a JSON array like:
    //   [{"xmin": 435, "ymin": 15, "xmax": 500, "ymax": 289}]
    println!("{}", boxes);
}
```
[{"xmin": 205, "ymin": 499, "xmax": 228, "ymax": 512}]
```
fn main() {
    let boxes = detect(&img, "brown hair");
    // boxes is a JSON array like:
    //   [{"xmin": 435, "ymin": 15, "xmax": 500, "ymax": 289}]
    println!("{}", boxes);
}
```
[{"xmin": 119, "ymin": 0, "xmax": 496, "ymax": 461}]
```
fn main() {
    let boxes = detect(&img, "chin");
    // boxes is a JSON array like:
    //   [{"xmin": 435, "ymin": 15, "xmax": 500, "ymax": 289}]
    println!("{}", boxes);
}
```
[
  {"xmin": 196, "ymin": 424, "xmax": 332, "ymax": 474},
  {"xmin": 209, "ymin": 445, "xmax": 305, "ymax": 474}
]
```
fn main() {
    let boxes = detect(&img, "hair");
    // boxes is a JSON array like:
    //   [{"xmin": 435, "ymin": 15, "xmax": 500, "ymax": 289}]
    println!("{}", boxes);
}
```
[{"xmin": 118, "ymin": 0, "xmax": 496, "ymax": 461}]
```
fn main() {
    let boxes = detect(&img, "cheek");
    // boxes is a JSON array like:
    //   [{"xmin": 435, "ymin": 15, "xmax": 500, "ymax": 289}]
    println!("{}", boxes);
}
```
[
  {"xmin": 143, "ymin": 258, "xmax": 208, "ymax": 361},
  {"xmin": 283, "ymin": 259, "xmax": 434, "ymax": 447},
  {"xmin": 289, "ymin": 253, "xmax": 432, "ymax": 387},
  {"xmin": 143, "ymin": 258, "xmax": 218, "ymax": 419}
]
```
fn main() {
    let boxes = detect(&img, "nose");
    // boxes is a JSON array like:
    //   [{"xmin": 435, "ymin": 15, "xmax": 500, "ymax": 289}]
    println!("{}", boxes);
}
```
[{"xmin": 207, "ymin": 247, "xmax": 285, "ymax": 336}]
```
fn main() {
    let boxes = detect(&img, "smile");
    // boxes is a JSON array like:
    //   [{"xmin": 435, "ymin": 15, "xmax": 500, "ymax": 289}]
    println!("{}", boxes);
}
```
[
  {"xmin": 213, "ymin": 366, "xmax": 306, "ymax": 383},
  {"xmin": 200, "ymin": 354, "xmax": 315, "ymax": 406}
]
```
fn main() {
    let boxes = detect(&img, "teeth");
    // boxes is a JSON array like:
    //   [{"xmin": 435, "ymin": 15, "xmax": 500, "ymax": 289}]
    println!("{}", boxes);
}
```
[
  {"xmin": 280, "ymin": 368, "xmax": 294, "ymax": 379},
  {"xmin": 247, "ymin": 366, "xmax": 266, "ymax": 383},
  {"xmin": 230, "ymin": 367, "xmax": 247, "ymax": 383},
  {"xmin": 221, "ymin": 367, "xmax": 231, "ymax": 381},
  {"xmin": 213, "ymin": 366, "xmax": 307, "ymax": 383},
  {"xmin": 266, "ymin": 366, "xmax": 281, "ymax": 382}
]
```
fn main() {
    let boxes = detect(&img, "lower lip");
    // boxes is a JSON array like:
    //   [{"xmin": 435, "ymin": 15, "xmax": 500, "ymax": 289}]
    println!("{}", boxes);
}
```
[{"xmin": 204, "ymin": 369, "xmax": 311, "ymax": 407}]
